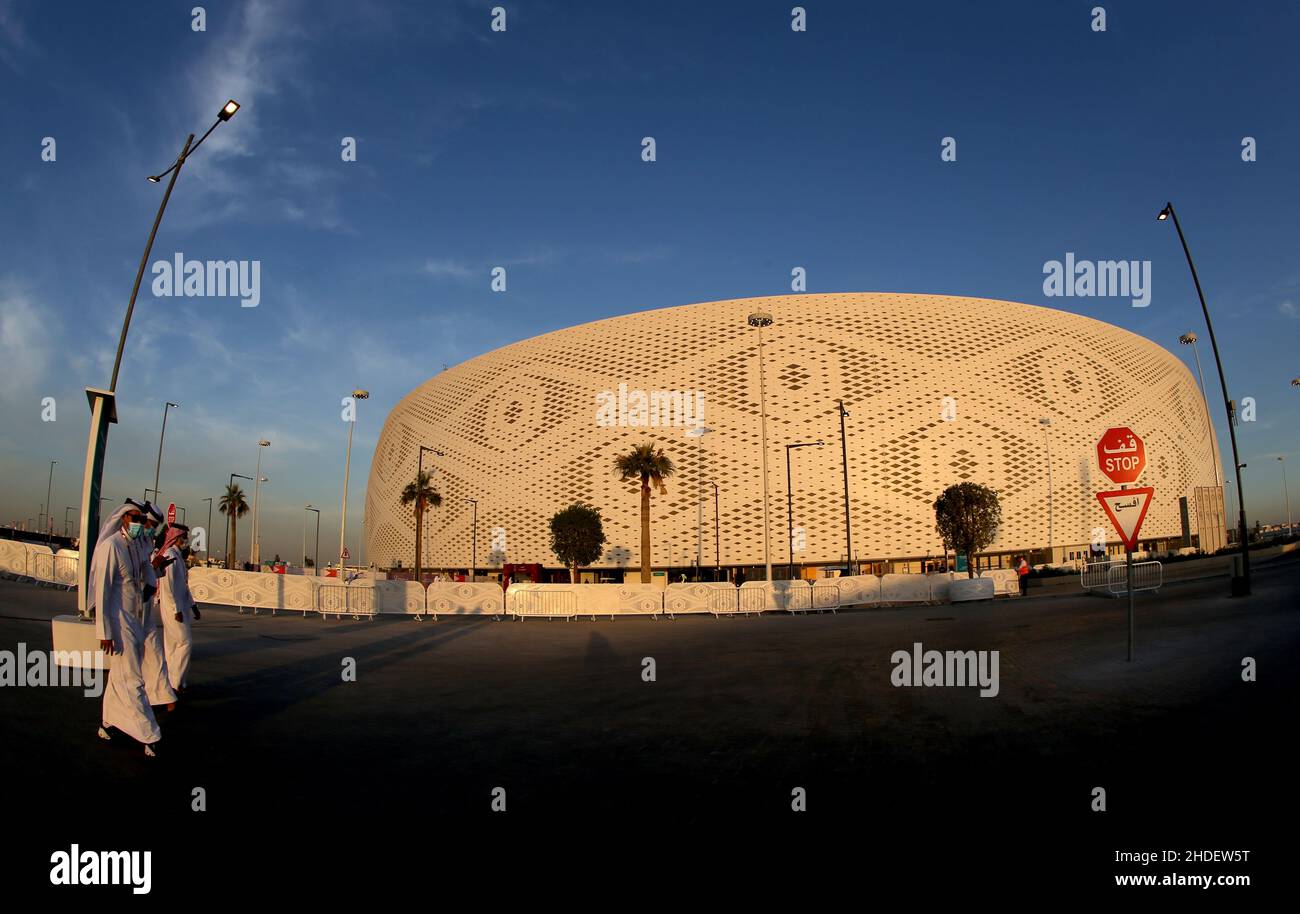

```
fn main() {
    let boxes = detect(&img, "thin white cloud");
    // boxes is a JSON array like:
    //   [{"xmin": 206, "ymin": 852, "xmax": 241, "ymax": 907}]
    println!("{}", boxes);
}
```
[
  {"xmin": 0, "ymin": 0, "xmax": 33, "ymax": 71},
  {"xmin": 1278, "ymin": 301, "xmax": 1297, "ymax": 319},
  {"xmin": 0, "ymin": 279, "xmax": 54, "ymax": 403},
  {"xmin": 423, "ymin": 258, "xmax": 476, "ymax": 280}
]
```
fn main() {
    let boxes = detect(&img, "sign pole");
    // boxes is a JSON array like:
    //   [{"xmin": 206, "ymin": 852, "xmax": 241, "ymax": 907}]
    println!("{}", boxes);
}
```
[
  {"xmin": 1121, "ymin": 482, "xmax": 1133, "ymax": 661},
  {"xmin": 1127, "ymin": 546, "xmax": 1134, "ymax": 662},
  {"xmin": 1097, "ymin": 427, "xmax": 1149, "ymax": 662}
]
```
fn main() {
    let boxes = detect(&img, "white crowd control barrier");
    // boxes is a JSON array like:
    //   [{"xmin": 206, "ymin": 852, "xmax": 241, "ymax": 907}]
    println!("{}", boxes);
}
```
[
  {"xmin": 1081, "ymin": 560, "xmax": 1121, "ymax": 591},
  {"xmin": 1106, "ymin": 561, "xmax": 1163, "ymax": 596},
  {"xmin": 8, "ymin": 539, "xmax": 1109, "ymax": 620},
  {"xmin": 507, "ymin": 584, "xmax": 578, "ymax": 620},
  {"xmin": 978, "ymin": 569, "xmax": 1022, "ymax": 598},
  {"xmin": 664, "ymin": 582, "xmax": 737, "ymax": 616},
  {"xmin": 880, "ymin": 574, "xmax": 931, "ymax": 605},
  {"xmin": 836, "ymin": 574, "xmax": 882, "ymax": 607},
  {"xmin": 316, "ymin": 583, "xmax": 375, "ymax": 619},
  {"xmin": 0, "ymin": 540, "xmax": 82, "ymax": 588},
  {"xmin": 424, "ymin": 582, "xmax": 505, "ymax": 619},
  {"xmin": 189, "ymin": 568, "xmax": 318, "ymax": 616},
  {"xmin": 927, "ymin": 572, "xmax": 958, "ymax": 603},
  {"xmin": 810, "ymin": 581, "xmax": 840, "ymax": 612}
]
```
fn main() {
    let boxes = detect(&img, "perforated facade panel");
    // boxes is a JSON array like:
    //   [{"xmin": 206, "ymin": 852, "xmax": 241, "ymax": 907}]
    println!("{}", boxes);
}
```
[{"xmin": 364, "ymin": 293, "xmax": 1220, "ymax": 570}]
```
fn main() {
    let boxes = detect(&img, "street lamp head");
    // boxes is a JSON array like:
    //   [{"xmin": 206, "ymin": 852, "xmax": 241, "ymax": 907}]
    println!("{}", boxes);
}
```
[
  {"xmin": 747, "ymin": 311, "xmax": 773, "ymax": 328},
  {"xmin": 258, "ymin": 439, "xmax": 271, "ymax": 447},
  {"xmin": 352, "ymin": 389, "xmax": 370, "ymax": 400},
  {"xmin": 167, "ymin": 401, "xmax": 179, "ymax": 408},
  {"xmin": 218, "ymin": 99, "xmax": 241, "ymax": 122},
  {"xmin": 1157, "ymin": 203, "xmax": 1172, "ymax": 222},
  {"xmin": 1178, "ymin": 332, "xmax": 1198, "ymax": 345},
  {"xmin": 1291, "ymin": 378, "xmax": 1300, "ymax": 387},
  {"xmin": 146, "ymin": 175, "xmax": 161, "ymax": 184}
]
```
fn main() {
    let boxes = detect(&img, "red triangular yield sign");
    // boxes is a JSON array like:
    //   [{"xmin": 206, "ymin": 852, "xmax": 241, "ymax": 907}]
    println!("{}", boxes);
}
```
[{"xmin": 1096, "ymin": 487, "xmax": 1155, "ymax": 552}]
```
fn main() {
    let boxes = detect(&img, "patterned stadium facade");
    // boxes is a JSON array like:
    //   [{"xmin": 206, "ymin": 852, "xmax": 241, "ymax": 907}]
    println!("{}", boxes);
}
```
[{"xmin": 363, "ymin": 293, "xmax": 1221, "ymax": 573}]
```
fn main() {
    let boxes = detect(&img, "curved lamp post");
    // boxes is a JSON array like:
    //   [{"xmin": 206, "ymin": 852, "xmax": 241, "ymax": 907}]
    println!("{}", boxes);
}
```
[
  {"xmin": 75, "ymin": 100, "xmax": 240, "ymax": 614},
  {"xmin": 1159, "ymin": 202, "xmax": 1251, "ymax": 595}
]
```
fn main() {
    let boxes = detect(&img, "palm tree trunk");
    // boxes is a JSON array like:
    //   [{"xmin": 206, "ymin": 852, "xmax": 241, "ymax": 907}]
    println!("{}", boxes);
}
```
[
  {"xmin": 230, "ymin": 520, "xmax": 238, "ymax": 571},
  {"xmin": 414, "ymin": 502, "xmax": 423, "ymax": 583},
  {"xmin": 570, "ymin": 562, "xmax": 577, "ymax": 584},
  {"xmin": 640, "ymin": 480, "xmax": 652, "ymax": 584}
]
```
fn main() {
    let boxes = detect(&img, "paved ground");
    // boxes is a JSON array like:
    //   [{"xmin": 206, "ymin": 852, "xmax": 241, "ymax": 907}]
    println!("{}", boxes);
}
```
[{"xmin": 2, "ymin": 554, "xmax": 1295, "ymax": 892}]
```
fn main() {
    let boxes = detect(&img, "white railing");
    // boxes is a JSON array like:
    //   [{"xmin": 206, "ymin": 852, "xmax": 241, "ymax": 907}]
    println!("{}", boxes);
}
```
[
  {"xmin": 1081, "ymin": 560, "xmax": 1122, "ymax": 591},
  {"xmin": 4, "ymin": 545, "xmax": 1099, "ymax": 620},
  {"xmin": 1106, "ymin": 561, "xmax": 1163, "ymax": 596}
]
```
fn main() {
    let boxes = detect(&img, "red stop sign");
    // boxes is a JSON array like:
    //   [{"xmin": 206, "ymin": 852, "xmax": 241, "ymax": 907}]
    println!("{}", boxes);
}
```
[
  {"xmin": 1097, "ymin": 427, "xmax": 1146, "ymax": 485},
  {"xmin": 167, "ymin": 503, "xmax": 176, "ymax": 524}
]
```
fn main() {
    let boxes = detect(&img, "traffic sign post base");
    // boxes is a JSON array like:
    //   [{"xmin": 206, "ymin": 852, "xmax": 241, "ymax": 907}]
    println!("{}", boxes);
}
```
[{"xmin": 1126, "ymin": 550, "xmax": 1134, "ymax": 662}]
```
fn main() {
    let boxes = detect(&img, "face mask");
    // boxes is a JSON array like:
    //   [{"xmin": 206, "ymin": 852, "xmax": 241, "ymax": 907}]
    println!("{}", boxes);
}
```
[{"xmin": 127, "ymin": 522, "xmax": 145, "ymax": 539}]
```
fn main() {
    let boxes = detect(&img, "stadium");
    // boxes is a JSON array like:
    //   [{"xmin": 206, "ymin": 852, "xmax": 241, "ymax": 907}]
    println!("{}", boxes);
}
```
[{"xmin": 363, "ymin": 293, "xmax": 1224, "ymax": 580}]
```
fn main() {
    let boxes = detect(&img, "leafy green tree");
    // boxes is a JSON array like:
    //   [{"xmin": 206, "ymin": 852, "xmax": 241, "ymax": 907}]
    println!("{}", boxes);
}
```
[
  {"xmin": 613, "ymin": 443, "xmax": 675, "ymax": 583},
  {"xmin": 933, "ymin": 482, "xmax": 1002, "ymax": 578},
  {"xmin": 218, "ymin": 483, "xmax": 249, "ymax": 570},
  {"xmin": 549, "ymin": 502, "xmax": 607, "ymax": 583}
]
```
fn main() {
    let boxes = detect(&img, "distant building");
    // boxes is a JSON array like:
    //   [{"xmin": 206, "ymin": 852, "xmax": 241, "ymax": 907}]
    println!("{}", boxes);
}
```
[{"xmin": 364, "ymin": 293, "xmax": 1221, "ymax": 574}]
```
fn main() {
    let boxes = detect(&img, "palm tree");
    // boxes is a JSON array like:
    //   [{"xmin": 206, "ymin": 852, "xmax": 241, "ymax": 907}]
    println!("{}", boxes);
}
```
[
  {"xmin": 614, "ymin": 442, "xmax": 675, "ymax": 583},
  {"xmin": 400, "ymin": 470, "xmax": 442, "ymax": 580},
  {"xmin": 218, "ymin": 483, "xmax": 249, "ymax": 570}
]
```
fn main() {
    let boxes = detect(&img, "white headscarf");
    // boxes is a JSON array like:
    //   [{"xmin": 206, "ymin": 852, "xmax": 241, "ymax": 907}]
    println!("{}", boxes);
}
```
[{"xmin": 88, "ymin": 500, "xmax": 144, "ymax": 614}]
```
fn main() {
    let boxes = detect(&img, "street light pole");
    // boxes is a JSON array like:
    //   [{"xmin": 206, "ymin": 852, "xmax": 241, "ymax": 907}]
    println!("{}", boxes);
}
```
[
  {"xmin": 1280, "ymin": 457, "xmax": 1292, "ymax": 538},
  {"xmin": 1159, "ymin": 202, "xmax": 1251, "ymax": 595},
  {"xmin": 836, "ymin": 400, "xmax": 853, "ymax": 576},
  {"xmin": 152, "ymin": 401, "xmax": 179, "ymax": 501},
  {"xmin": 747, "ymin": 311, "xmax": 774, "ymax": 581},
  {"xmin": 686, "ymin": 426, "xmax": 712, "ymax": 580},
  {"xmin": 304, "ymin": 505, "xmax": 321, "ymax": 575},
  {"xmin": 251, "ymin": 439, "xmax": 270, "ymax": 566},
  {"xmin": 464, "ymin": 498, "xmax": 478, "ymax": 580},
  {"xmin": 339, "ymin": 390, "xmax": 369, "ymax": 580},
  {"xmin": 44, "ymin": 460, "xmax": 57, "ymax": 544},
  {"xmin": 785, "ymin": 441, "xmax": 824, "ymax": 579},
  {"xmin": 1039, "ymin": 417, "xmax": 1053, "ymax": 563},
  {"xmin": 711, "ymin": 481, "xmax": 721, "ymax": 580},
  {"xmin": 202, "ymin": 497, "xmax": 213, "ymax": 564},
  {"xmin": 64, "ymin": 506, "xmax": 74, "ymax": 538}
]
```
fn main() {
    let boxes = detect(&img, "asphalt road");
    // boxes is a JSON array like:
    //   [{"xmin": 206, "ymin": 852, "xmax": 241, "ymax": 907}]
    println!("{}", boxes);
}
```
[{"xmin": 1, "ymin": 554, "xmax": 1295, "ymax": 891}]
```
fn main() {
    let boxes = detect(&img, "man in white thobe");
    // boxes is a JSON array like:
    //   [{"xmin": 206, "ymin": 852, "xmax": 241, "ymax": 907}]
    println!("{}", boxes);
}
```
[
  {"xmin": 137, "ymin": 503, "xmax": 177, "ymax": 709},
  {"xmin": 92, "ymin": 502, "xmax": 161, "ymax": 755},
  {"xmin": 157, "ymin": 523, "xmax": 195, "ymax": 692}
]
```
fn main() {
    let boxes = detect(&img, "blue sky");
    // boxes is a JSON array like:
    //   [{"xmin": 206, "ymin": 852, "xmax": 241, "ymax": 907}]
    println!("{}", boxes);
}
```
[{"xmin": 1, "ymin": 0, "xmax": 1297, "ymax": 559}]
